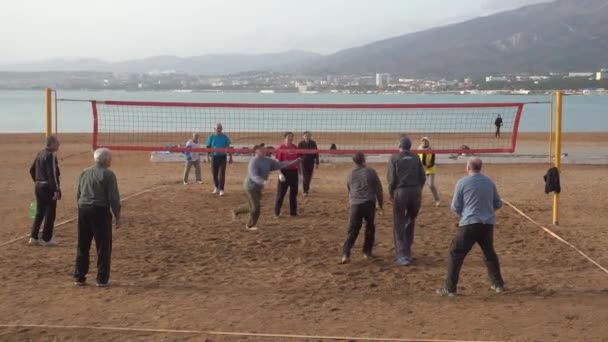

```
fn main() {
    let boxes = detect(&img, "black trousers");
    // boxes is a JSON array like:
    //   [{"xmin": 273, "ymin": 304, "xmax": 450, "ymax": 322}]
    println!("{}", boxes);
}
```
[
  {"xmin": 275, "ymin": 169, "xmax": 299, "ymax": 216},
  {"xmin": 211, "ymin": 155, "xmax": 228, "ymax": 190},
  {"xmin": 392, "ymin": 187, "xmax": 422, "ymax": 260},
  {"xmin": 302, "ymin": 161, "xmax": 315, "ymax": 194},
  {"xmin": 74, "ymin": 206, "xmax": 113, "ymax": 284},
  {"xmin": 445, "ymin": 223, "xmax": 504, "ymax": 293},
  {"xmin": 31, "ymin": 183, "xmax": 57, "ymax": 242},
  {"xmin": 342, "ymin": 201, "xmax": 376, "ymax": 257},
  {"xmin": 495, "ymin": 126, "xmax": 501, "ymax": 137}
]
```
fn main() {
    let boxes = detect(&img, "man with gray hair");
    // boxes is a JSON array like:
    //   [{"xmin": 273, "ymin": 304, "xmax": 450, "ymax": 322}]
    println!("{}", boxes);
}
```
[
  {"xmin": 183, "ymin": 133, "xmax": 202, "ymax": 185},
  {"xmin": 387, "ymin": 136, "xmax": 426, "ymax": 266},
  {"xmin": 73, "ymin": 148, "xmax": 121, "ymax": 287},
  {"xmin": 28, "ymin": 135, "xmax": 61, "ymax": 246},
  {"xmin": 436, "ymin": 157, "xmax": 505, "ymax": 297}
]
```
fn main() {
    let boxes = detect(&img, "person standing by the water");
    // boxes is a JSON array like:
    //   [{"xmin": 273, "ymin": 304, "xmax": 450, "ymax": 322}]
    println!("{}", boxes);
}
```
[
  {"xmin": 494, "ymin": 114, "xmax": 503, "ymax": 138},
  {"xmin": 297, "ymin": 131, "xmax": 319, "ymax": 196},
  {"xmin": 29, "ymin": 135, "xmax": 61, "ymax": 246}
]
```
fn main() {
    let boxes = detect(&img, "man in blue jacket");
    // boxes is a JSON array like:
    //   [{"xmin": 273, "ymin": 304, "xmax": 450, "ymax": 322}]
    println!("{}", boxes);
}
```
[
  {"xmin": 206, "ymin": 123, "xmax": 233, "ymax": 196},
  {"xmin": 436, "ymin": 157, "xmax": 505, "ymax": 297}
]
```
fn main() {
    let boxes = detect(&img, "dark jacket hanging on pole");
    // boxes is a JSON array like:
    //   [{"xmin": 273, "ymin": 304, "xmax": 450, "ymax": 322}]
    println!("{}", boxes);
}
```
[{"xmin": 543, "ymin": 167, "xmax": 561, "ymax": 194}]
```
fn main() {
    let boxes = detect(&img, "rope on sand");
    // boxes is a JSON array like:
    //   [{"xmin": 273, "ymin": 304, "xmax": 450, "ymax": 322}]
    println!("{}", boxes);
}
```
[
  {"xmin": 0, "ymin": 185, "xmax": 170, "ymax": 248},
  {"xmin": 0, "ymin": 323, "xmax": 507, "ymax": 342},
  {"xmin": 502, "ymin": 199, "xmax": 608, "ymax": 276}
]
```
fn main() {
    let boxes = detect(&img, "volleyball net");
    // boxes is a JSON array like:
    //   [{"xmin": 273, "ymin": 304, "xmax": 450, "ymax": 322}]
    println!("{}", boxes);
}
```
[{"xmin": 90, "ymin": 100, "xmax": 524, "ymax": 154}]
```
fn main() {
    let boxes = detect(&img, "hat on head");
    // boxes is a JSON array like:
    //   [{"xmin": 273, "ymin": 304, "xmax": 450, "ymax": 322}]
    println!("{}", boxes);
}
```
[
  {"xmin": 421, "ymin": 136, "xmax": 430, "ymax": 142},
  {"xmin": 399, "ymin": 137, "xmax": 412, "ymax": 150}
]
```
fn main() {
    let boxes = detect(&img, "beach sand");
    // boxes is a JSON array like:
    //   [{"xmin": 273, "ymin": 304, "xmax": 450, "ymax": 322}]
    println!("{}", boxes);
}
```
[{"xmin": 0, "ymin": 133, "xmax": 607, "ymax": 341}]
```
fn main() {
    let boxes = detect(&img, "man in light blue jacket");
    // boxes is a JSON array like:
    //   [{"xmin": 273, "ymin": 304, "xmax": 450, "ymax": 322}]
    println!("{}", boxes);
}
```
[{"xmin": 436, "ymin": 157, "xmax": 505, "ymax": 297}]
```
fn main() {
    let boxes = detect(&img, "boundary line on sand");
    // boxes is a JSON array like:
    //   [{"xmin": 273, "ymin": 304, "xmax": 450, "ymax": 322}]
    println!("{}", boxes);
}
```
[
  {"xmin": 502, "ymin": 199, "xmax": 608, "ymax": 276},
  {"xmin": 0, "ymin": 324, "xmax": 506, "ymax": 342},
  {"xmin": 0, "ymin": 185, "xmax": 170, "ymax": 248}
]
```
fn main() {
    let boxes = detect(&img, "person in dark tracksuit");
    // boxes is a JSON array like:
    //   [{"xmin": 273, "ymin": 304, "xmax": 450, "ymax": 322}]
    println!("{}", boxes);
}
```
[
  {"xmin": 206, "ymin": 123, "xmax": 233, "ymax": 196},
  {"xmin": 341, "ymin": 152, "xmax": 383, "ymax": 264},
  {"xmin": 387, "ymin": 137, "xmax": 426, "ymax": 266},
  {"xmin": 73, "ymin": 148, "xmax": 121, "ymax": 288},
  {"xmin": 29, "ymin": 135, "xmax": 61, "ymax": 246},
  {"xmin": 297, "ymin": 131, "xmax": 319, "ymax": 196},
  {"xmin": 275, "ymin": 132, "xmax": 300, "ymax": 217},
  {"xmin": 494, "ymin": 114, "xmax": 503, "ymax": 138},
  {"xmin": 436, "ymin": 157, "xmax": 505, "ymax": 297}
]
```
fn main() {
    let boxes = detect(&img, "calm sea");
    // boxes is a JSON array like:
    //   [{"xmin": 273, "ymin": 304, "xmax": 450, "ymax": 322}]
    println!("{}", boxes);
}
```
[{"xmin": 0, "ymin": 90, "xmax": 607, "ymax": 133}]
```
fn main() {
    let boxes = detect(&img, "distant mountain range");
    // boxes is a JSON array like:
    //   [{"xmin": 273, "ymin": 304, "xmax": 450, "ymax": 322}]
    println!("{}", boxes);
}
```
[
  {"xmin": 308, "ymin": 0, "xmax": 608, "ymax": 77},
  {"xmin": 2, "ymin": 0, "xmax": 607, "ymax": 77},
  {"xmin": 0, "ymin": 51, "xmax": 322, "ymax": 75}
]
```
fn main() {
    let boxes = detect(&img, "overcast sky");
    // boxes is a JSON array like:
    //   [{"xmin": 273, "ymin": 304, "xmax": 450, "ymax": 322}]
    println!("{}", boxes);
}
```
[{"xmin": 0, "ymin": 0, "xmax": 550, "ymax": 62}]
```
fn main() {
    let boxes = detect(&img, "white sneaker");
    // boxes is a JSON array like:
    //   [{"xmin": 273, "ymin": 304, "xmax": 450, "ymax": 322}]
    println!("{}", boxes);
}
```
[
  {"xmin": 28, "ymin": 238, "xmax": 39, "ymax": 246},
  {"xmin": 219, "ymin": 190, "xmax": 225, "ymax": 196},
  {"xmin": 212, "ymin": 187, "xmax": 218, "ymax": 194},
  {"xmin": 435, "ymin": 201, "xmax": 441, "ymax": 207},
  {"xmin": 96, "ymin": 280, "xmax": 111, "ymax": 288},
  {"xmin": 245, "ymin": 225, "xmax": 258, "ymax": 231},
  {"xmin": 39, "ymin": 238, "xmax": 58, "ymax": 247},
  {"xmin": 183, "ymin": 181, "xmax": 189, "ymax": 185},
  {"xmin": 490, "ymin": 284, "xmax": 505, "ymax": 293},
  {"xmin": 197, "ymin": 181, "xmax": 203, "ymax": 184}
]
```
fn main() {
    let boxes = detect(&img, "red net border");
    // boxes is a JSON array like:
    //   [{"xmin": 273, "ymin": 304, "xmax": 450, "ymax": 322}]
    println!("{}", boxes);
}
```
[{"xmin": 91, "ymin": 100, "xmax": 524, "ymax": 155}]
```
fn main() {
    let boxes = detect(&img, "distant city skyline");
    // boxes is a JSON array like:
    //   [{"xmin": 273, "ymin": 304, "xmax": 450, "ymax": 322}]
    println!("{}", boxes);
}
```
[{"xmin": 0, "ymin": 0, "xmax": 551, "ymax": 62}]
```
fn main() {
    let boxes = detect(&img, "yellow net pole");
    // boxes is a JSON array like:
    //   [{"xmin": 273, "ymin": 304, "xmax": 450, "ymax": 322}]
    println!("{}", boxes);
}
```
[
  {"xmin": 44, "ymin": 88, "xmax": 53, "ymax": 137},
  {"xmin": 552, "ymin": 91, "xmax": 563, "ymax": 225},
  {"xmin": 54, "ymin": 90, "xmax": 58, "ymax": 135}
]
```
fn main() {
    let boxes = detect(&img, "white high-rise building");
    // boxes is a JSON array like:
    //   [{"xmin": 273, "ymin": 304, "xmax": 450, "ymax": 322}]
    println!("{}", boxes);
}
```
[{"xmin": 376, "ymin": 73, "xmax": 390, "ymax": 88}]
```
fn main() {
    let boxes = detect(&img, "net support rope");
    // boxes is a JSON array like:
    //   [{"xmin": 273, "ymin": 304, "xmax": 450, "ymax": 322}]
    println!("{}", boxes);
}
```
[{"xmin": 0, "ymin": 324, "xmax": 506, "ymax": 342}]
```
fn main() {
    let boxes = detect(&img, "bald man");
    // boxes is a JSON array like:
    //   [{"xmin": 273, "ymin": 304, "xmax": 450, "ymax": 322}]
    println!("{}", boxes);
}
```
[{"xmin": 436, "ymin": 157, "xmax": 505, "ymax": 297}]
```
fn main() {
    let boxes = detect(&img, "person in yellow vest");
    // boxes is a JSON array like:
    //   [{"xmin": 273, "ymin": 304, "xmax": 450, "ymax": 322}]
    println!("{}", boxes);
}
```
[{"xmin": 418, "ymin": 137, "xmax": 440, "ymax": 207}]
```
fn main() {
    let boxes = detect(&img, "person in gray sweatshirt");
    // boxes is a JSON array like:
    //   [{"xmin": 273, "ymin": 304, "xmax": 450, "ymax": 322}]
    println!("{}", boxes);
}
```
[
  {"xmin": 341, "ymin": 152, "xmax": 383, "ymax": 264},
  {"xmin": 73, "ymin": 148, "xmax": 121, "ymax": 287},
  {"xmin": 387, "ymin": 136, "xmax": 426, "ymax": 266},
  {"xmin": 232, "ymin": 145, "xmax": 301, "ymax": 230}
]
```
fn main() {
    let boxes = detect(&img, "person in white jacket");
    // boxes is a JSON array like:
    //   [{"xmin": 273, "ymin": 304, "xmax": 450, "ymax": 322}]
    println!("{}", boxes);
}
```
[{"xmin": 183, "ymin": 133, "xmax": 202, "ymax": 185}]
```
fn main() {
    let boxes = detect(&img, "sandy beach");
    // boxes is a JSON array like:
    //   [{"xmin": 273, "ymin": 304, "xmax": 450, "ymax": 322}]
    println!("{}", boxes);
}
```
[{"xmin": 0, "ymin": 132, "xmax": 607, "ymax": 341}]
